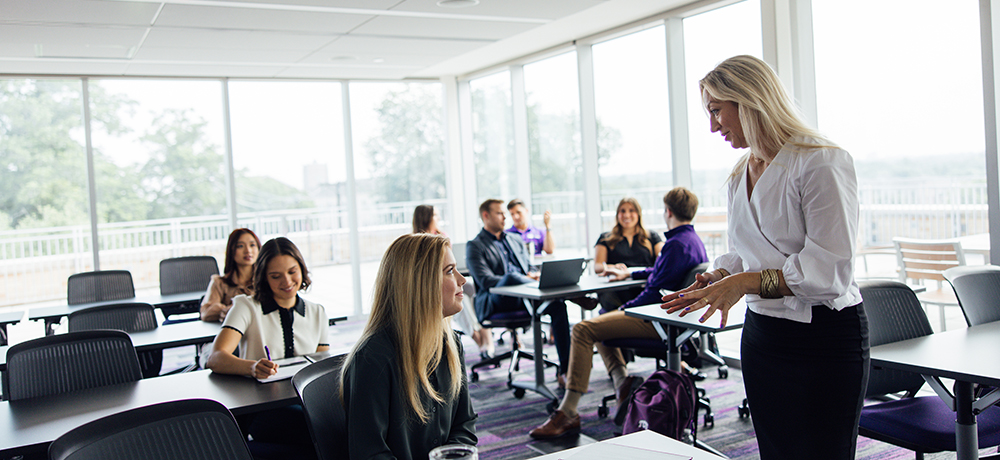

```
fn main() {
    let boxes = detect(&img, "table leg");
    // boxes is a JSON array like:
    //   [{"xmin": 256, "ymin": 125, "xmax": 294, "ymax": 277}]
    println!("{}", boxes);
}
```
[
  {"xmin": 955, "ymin": 380, "xmax": 979, "ymax": 460},
  {"xmin": 508, "ymin": 299, "xmax": 557, "ymax": 403}
]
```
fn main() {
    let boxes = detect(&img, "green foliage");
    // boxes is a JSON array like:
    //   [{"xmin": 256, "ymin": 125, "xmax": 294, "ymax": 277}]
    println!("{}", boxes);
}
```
[
  {"xmin": 364, "ymin": 85, "xmax": 446, "ymax": 202},
  {"xmin": 236, "ymin": 171, "xmax": 315, "ymax": 212}
]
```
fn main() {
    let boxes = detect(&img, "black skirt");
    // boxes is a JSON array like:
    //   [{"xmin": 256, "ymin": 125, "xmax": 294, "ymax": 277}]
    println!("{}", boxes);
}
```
[{"xmin": 741, "ymin": 303, "xmax": 870, "ymax": 460}]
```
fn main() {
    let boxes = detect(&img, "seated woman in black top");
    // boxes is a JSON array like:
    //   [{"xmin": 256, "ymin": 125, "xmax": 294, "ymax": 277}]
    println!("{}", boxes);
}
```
[
  {"xmin": 341, "ymin": 233, "xmax": 477, "ymax": 459},
  {"xmin": 594, "ymin": 197, "xmax": 664, "ymax": 312}
]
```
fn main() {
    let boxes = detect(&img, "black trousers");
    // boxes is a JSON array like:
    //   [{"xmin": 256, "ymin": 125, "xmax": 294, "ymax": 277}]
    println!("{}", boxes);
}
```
[{"xmin": 741, "ymin": 303, "xmax": 870, "ymax": 460}]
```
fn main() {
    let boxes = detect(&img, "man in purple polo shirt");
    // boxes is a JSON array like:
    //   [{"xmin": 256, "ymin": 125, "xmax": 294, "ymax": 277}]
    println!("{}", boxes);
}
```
[{"xmin": 505, "ymin": 199, "xmax": 554, "ymax": 256}]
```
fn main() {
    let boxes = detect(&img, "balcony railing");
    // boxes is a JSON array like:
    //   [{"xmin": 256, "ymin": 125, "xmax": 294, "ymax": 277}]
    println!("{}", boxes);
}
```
[{"xmin": 1, "ymin": 182, "xmax": 989, "ymax": 308}]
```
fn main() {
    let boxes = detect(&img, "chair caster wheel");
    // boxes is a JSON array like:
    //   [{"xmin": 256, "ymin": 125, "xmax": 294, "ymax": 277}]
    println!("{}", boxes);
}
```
[
  {"xmin": 598, "ymin": 406, "xmax": 609, "ymax": 418},
  {"xmin": 470, "ymin": 372, "xmax": 479, "ymax": 383},
  {"xmin": 739, "ymin": 399, "xmax": 751, "ymax": 418},
  {"xmin": 704, "ymin": 413, "xmax": 715, "ymax": 428},
  {"xmin": 513, "ymin": 388, "xmax": 526, "ymax": 399},
  {"xmin": 718, "ymin": 367, "xmax": 729, "ymax": 379},
  {"xmin": 546, "ymin": 399, "xmax": 558, "ymax": 414}
]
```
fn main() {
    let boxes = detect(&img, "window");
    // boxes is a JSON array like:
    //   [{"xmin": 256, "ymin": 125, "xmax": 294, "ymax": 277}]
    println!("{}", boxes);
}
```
[
  {"xmin": 813, "ymin": 0, "xmax": 987, "ymax": 255},
  {"xmin": 350, "ymin": 82, "xmax": 447, "ymax": 312},
  {"xmin": 593, "ymin": 25, "xmax": 672, "ymax": 233},
  {"xmin": 470, "ymin": 71, "xmax": 516, "ymax": 208},
  {"xmin": 229, "ymin": 81, "xmax": 351, "ymax": 316},
  {"xmin": 0, "ymin": 79, "xmax": 91, "ymax": 306},
  {"xmin": 524, "ymin": 52, "xmax": 588, "ymax": 252}
]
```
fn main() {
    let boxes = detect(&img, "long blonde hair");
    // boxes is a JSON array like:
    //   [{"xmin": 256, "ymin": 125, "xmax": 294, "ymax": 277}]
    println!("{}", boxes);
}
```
[
  {"xmin": 699, "ymin": 55, "xmax": 835, "ymax": 178},
  {"xmin": 602, "ymin": 197, "xmax": 652, "ymax": 254},
  {"xmin": 340, "ymin": 233, "xmax": 462, "ymax": 423}
]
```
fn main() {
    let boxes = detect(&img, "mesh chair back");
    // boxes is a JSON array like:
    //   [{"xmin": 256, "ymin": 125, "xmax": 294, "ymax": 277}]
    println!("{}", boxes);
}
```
[
  {"xmin": 2, "ymin": 330, "xmax": 142, "ymax": 401},
  {"xmin": 681, "ymin": 262, "xmax": 710, "ymax": 288},
  {"xmin": 68, "ymin": 302, "xmax": 158, "ymax": 333},
  {"xmin": 67, "ymin": 271, "xmax": 135, "ymax": 305},
  {"xmin": 48, "ymin": 398, "xmax": 253, "ymax": 460},
  {"xmin": 159, "ymin": 256, "xmax": 219, "ymax": 296},
  {"xmin": 944, "ymin": 265, "xmax": 1000, "ymax": 327},
  {"xmin": 859, "ymin": 280, "xmax": 935, "ymax": 398},
  {"xmin": 293, "ymin": 354, "xmax": 349, "ymax": 460}
]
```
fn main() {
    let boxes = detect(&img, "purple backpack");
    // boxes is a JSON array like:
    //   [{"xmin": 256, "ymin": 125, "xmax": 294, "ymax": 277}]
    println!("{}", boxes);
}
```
[{"xmin": 621, "ymin": 369, "xmax": 697, "ymax": 441}]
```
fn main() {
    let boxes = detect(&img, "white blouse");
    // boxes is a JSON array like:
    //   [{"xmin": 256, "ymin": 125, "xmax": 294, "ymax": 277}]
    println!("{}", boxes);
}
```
[
  {"xmin": 714, "ymin": 137, "xmax": 862, "ymax": 323},
  {"xmin": 222, "ymin": 294, "xmax": 330, "ymax": 360}
]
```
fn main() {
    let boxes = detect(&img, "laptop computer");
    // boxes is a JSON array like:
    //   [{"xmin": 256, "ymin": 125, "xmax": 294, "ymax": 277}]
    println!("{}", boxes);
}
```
[
  {"xmin": 452, "ymin": 241, "xmax": 468, "ymax": 275},
  {"xmin": 534, "ymin": 257, "xmax": 587, "ymax": 289}
]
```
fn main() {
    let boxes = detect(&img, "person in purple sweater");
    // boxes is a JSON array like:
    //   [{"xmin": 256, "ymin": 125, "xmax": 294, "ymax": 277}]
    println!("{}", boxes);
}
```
[{"xmin": 529, "ymin": 187, "xmax": 708, "ymax": 439}]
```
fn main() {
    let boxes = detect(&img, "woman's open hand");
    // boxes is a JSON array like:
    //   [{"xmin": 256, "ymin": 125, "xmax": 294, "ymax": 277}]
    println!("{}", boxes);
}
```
[{"xmin": 661, "ymin": 272, "xmax": 746, "ymax": 327}]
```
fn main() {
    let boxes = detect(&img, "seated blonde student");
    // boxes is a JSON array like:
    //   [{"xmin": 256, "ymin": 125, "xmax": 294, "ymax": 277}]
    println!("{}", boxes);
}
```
[
  {"xmin": 341, "ymin": 234, "xmax": 477, "ymax": 460},
  {"xmin": 206, "ymin": 236, "xmax": 329, "ymax": 451}
]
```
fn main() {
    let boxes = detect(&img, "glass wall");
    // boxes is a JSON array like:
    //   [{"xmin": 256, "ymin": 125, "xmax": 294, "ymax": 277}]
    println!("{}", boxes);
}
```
[
  {"xmin": 523, "ymin": 51, "xmax": 588, "ymax": 252},
  {"xmin": 470, "ymin": 71, "xmax": 516, "ymax": 210},
  {"xmin": 88, "ymin": 80, "xmax": 227, "ymax": 292},
  {"xmin": 0, "ymin": 79, "xmax": 91, "ymax": 305},
  {"xmin": 228, "ymin": 81, "xmax": 351, "ymax": 316},
  {"xmin": 593, "ymin": 25, "xmax": 673, "ymax": 233},
  {"xmin": 813, "ymin": 0, "xmax": 987, "ymax": 260},
  {"xmin": 349, "ymin": 81, "xmax": 447, "ymax": 312},
  {"xmin": 683, "ymin": 0, "xmax": 762, "ymax": 260}
]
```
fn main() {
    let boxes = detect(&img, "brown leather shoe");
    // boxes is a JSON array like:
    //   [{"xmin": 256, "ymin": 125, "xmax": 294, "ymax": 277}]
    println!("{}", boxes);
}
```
[
  {"xmin": 529, "ymin": 410, "xmax": 581, "ymax": 439},
  {"xmin": 614, "ymin": 375, "xmax": 644, "ymax": 423}
]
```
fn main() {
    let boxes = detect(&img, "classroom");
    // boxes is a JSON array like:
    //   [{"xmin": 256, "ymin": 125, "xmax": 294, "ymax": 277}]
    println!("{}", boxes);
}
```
[{"xmin": 2, "ymin": 0, "xmax": 1000, "ymax": 459}]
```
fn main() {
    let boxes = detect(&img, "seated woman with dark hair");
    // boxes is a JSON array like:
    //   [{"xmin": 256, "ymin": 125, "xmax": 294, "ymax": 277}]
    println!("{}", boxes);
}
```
[
  {"xmin": 206, "ymin": 236, "xmax": 329, "ymax": 454},
  {"xmin": 594, "ymin": 197, "xmax": 664, "ymax": 312},
  {"xmin": 200, "ymin": 228, "xmax": 260, "ymax": 322},
  {"xmin": 412, "ymin": 204, "xmax": 446, "ymax": 236},
  {"xmin": 341, "ymin": 233, "xmax": 477, "ymax": 460}
]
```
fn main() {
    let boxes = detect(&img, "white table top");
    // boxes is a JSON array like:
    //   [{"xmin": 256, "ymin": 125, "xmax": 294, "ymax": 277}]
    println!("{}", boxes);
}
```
[
  {"xmin": 624, "ymin": 300, "xmax": 747, "ymax": 333},
  {"xmin": 529, "ymin": 429, "xmax": 722, "ymax": 460},
  {"xmin": 489, "ymin": 276, "xmax": 646, "ymax": 301}
]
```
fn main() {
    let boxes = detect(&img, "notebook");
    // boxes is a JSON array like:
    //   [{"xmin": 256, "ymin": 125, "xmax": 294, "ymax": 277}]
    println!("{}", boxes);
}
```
[{"xmin": 535, "ymin": 257, "xmax": 587, "ymax": 289}]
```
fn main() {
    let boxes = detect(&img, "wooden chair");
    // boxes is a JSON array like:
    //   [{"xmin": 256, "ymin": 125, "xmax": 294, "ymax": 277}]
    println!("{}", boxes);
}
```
[{"xmin": 892, "ymin": 237, "xmax": 966, "ymax": 331}]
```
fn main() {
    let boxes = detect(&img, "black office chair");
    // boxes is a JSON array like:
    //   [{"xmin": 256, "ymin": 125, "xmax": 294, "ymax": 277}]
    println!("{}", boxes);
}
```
[
  {"xmin": 67, "ymin": 270, "xmax": 135, "ymax": 305},
  {"xmin": 2, "ymin": 330, "xmax": 142, "ymax": 401},
  {"xmin": 48, "ymin": 398, "xmax": 253, "ymax": 460},
  {"xmin": 467, "ymin": 280, "xmax": 558, "ymax": 394},
  {"xmin": 859, "ymin": 281, "xmax": 933, "ymax": 400},
  {"xmin": 159, "ymin": 256, "xmax": 219, "ymax": 324},
  {"xmin": 944, "ymin": 265, "xmax": 1000, "ymax": 327},
  {"xmin": 293, "ymin": 354, "xmax": 349, "ymax": 460},
  {"xmin": 67, "ymin": 302, "xmax": 170, "ymax": 378},
  {"xmin": 858, "ymin": 280, "xmax": 1000, "ymax": 458},
  {"xmin": 597, "ymin": 262, "xmax": 718, "ymax": 427}
]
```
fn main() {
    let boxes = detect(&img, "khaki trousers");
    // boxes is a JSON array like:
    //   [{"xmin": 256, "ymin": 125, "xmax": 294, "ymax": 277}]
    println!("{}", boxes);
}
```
[{"xmin": 565, "ymin": 309, "xmax": 660, "ymax": 394}]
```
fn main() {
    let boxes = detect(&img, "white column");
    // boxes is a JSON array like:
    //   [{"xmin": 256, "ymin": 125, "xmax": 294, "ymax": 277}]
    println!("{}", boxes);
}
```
[
  {"xmin": 442, "ymin": 76, "xmax": 468, "ymax": 242},
  {"xmin": 511, "ymin": 65, "xmax": 532, "ymax": 206},
  {"xmin": 981, "ymin": 0, "xmax": 1000, "ymax": 263},
  {"xmin": 341, "ymin": 82, "xmax": 363, "ymax": 317},
  {"xmin": 665, "ymin": 17, "xmax": 692, "ymax": 188},
  {"xmin": 81, "ymin": 78, "xmax": 100, "ymax": 270},
  {"xmin": 221, "ymin": 78, "xmax": 238, "ymax": 230},
  {"xmin": 577, "ymin": 44, "xmax": 602, "ymax": 257},
  {"xmin": 458, "ymin": 79, "xmax": 480, "ymax": 238},
  {"xmin": 760, "ymin": 0, "xmax": 818, "ymax": 127}
]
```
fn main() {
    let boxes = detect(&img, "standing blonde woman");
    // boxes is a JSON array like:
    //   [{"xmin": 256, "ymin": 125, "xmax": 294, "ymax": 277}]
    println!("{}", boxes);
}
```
[
  {"xmin": 341, "ymin": 234, "xmax": 477, "ymax": 459},
  {"xmin": 663, "ymin": 55, "xmax": 868, "ymax": 459}
]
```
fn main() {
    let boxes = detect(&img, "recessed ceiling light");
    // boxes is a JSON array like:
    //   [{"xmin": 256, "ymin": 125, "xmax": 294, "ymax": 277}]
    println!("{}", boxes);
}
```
[{"xmin": 437, "ymin": 0, "xmax": 479, "ymax": 7}]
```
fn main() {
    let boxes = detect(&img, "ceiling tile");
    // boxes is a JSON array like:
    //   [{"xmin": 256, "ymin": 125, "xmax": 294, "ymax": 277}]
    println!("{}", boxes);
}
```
[
  {"xmin": 309, "ymin": 35, "xmax": 486, "ymax": 58},
  {"xmin": 133, "ymin": 46, "xmax": 311, "ymax": 63},
  {"xmin": 123, "ymin": 62, "xmax": 284, "ymax": 78},
  {"xmin": 350, "ymin": 16, "xmax": 538, "ymax": 40},
  {"xmin": 142, "ymin": 28, "xmax": 335, "ymax": 50},
  {"xmin": 154, "ymin": 4, "xmax": 373, "ymax": 34},
  {"xmin": 0, "ymin": 0, "xmax": 160, "ymax": 26},
  {"xmin": 0, "ymin": 24, "xmax": 145, "ymax": 59},
  {"xmin": 0, "ymin": 58, "xmax": 130, "ymax": 75},
  {"xmin": 391, "ymin": 0, "xmax": 607, "ymax": 21}
]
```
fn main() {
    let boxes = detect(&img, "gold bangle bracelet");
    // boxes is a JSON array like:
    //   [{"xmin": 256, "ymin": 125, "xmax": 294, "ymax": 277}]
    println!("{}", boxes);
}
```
[
  {"xmin": 716, "ymin": 268, "xmax": 730, "ymax": 278},
  {"xmin": 759, "ymin": 269, "xmax": 782, "ymax": 299}
]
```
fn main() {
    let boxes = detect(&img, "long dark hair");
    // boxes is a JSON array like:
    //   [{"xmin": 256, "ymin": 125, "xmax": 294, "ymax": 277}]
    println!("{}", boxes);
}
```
[
  {"xmin": 222, "ymin": 228, "xmax": 260, "ymax": 287},
  {"xmin": 412, "ymin": 205, "xmax": 435, "ymax": 234},
  {"xmin": 603, "ymin": 197, "xmax": 651, "ymax": 253},
  {"xmin": 252, "ymin": 237, "xmax": 311, "ymax": 303}
]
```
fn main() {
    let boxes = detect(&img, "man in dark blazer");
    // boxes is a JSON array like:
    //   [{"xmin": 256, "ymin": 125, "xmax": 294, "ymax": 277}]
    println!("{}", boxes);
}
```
[{"xmin": 466, "ymin": 198, "xmax": 571, "ymax": 386}]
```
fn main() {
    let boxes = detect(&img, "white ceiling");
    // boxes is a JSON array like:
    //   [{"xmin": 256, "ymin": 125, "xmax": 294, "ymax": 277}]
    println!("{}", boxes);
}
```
[{"xmin": 0, "ymin": 0, "xmax": 695, "ymax": 80}]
